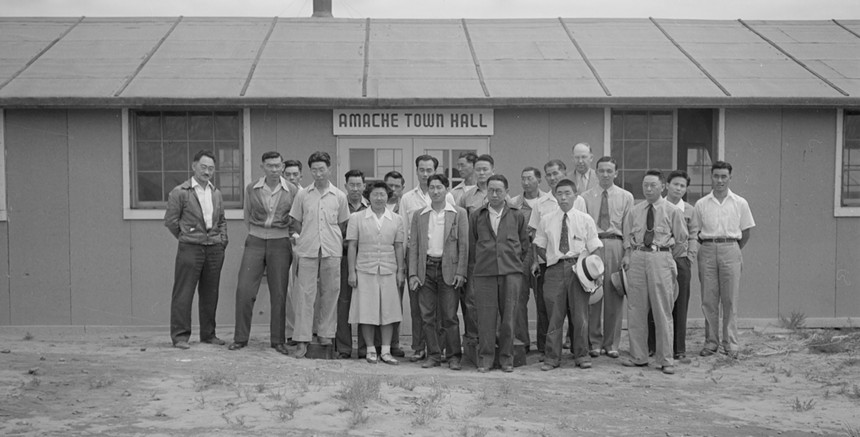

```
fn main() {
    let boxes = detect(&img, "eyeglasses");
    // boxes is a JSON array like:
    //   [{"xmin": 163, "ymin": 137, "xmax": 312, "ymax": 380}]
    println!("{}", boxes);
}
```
[{"xmin": 487, "ymin": 188, "xmax": 506, "ymax": 195}]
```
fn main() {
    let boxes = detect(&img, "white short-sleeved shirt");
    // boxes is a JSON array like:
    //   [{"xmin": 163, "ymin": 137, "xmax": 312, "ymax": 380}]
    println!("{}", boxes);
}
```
[
  {"xmin": 289, "ymin": 182, "xmax": 350, "ymax": 258},
  {"xmin": 534, "ymin": 207, "xmax": 603, "ymax": 267},
  {"xmin": 694, "ymin": 189, "xmax": 755, "ymax": 239}
]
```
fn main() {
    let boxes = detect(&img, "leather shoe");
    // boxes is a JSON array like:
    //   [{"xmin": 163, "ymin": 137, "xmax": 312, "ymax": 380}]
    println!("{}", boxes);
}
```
[
  {"xmin": 272, "ymin": 344, "xmax": 289, "ymax": 355},
  {"xmin": 621, "ymin": 358, "xmax": 648, "ymax": 367},
  {"xmin": 201, "ymin": 336, "xmax": 226, "ymax": 346},
  {"xmin": 228, "ymin": 342, "xmax": 247, "ymax": 351},
  {"xmin": 501, "ymin": 365, "xmax": 514, "ymax": 373},
  {"xmin": 409, "ymin": 351, "xmax": 427, "ymax": 362},
  {"xmin": 173, "ymin": 341, "xmax": 190, "ymax": 350},
  {"xmin": 422, "ymin": 360, "xmax": 441, "ymax": 368},
  {"xmin": 540, "ymin": 363, "xmax": 558, "ymax": 371},
  {"xmin": 477, "ymin": 367, "xmax": 489, "ymax": 373},
  {"xmin": 292, "ymin": 342, "xmax": 308, "ymax": 359},
  {"xmin": 286, "ymin": 338, "xmax": 298, "ymax": 346},
  {"xmin": 579, "ymin": 361, "xmax": 592, "ymax": 369},
  {"xmin": 661, "ymin": 365, "xmax": 675, "ymax": 375},
  {"xmin": 675, "ymin": 354, "xmax": 692, "ymax": 364},
  {"xmin": 317, "ymin": 337, "xmax": 332, "ymax": 346},
  {"xmin": 699, "ymin": 348, "xmax": 716, "ymax": 357},
  {"xmin": 588, "ymin": 349, "xmax": 600, "ymax": 358},
  {"xmin": 448, "ymin": 358, "xmax": 462, "ymax": 371},
  {"xmin": 380, "ymin": 353, "xmax": 398, "ymax": 365},
  {"xmin": 337, "ymin": 352, "xmax": 351, "ymax": 359},
  {"xmin": 390, "ymin": 347, "xmax": 405, "ymax": 357},
  {"xmin": 606, "ymin": 350, "xmax": 620, "ymax": 359}
]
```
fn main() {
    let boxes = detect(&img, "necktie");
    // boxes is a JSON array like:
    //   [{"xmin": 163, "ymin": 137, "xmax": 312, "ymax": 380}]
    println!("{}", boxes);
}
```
[
  {"xmin": 559, "ymin": 214, "xmax": 570, "ymax": 254},
  {"xmin": 643, "ymin": 204, "xmax": 654, "ymax": 247},
  {"xmin": 598, "ymin": 190, "xmax": 610, "ymax": 231}
]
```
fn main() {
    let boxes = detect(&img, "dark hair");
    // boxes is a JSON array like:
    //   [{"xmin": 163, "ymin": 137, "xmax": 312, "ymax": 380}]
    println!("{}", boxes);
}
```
[
  {"xmin": 712, "ymin": 161, "xmax": 733, "ymax": 174},
  {"xmin": 476, "ymin": 154, "xmax": 495, "ymax": 167},
  {"xmin": 365, "ymin": 180, "xmax": 393, "ymax": 200},
  {"xmin": 261, "ymin": 151, "xmax": 282, "ymax": 162},
  {"xmin": 384, "ymin": 170, "xmax": 405, "ymax": 185},
  {"xmin": 487, "ymin": 174, "xmax": 508, "ymax": 189},
  {"xmin": 193, "ymin": 150, "xmax": 216, "ymax": 163},
  {"xmin": 644, "ymin": 169, "xmax": 664, "ymax": 181},
  {"xmin": 667, "ymin": 170, "xmax": 690, "ymax": 185},
  {"xmin": 427, "ymin": 174, "xmax": 449, "ymax": 188},
  {"xmin": 595, "ymin": 156, "xmax": 617, "ymax": 169},
  {"xmin": 458, "ymin": 151, "xmax": 478, "ymax": 165},
  {"xmin": 283, "ymin": 159, "xmax": 302, "ymax": 171},
  {"xmin": 554, "ymin": 178, "xmax": 576, "ymax": 193},
  {"xmin": 544, "ymin": 159, "xmax": 567, "ymax": 172},
  {"xmin": 344, "ymin": 169, "xmax": 365, "ymax": 183},
  {"xmin": 522, "ymin": 167, "xmax": 542, "ymax": 179},
  {"xmin": 308, "ymin": 151, "xmax": 331, "ymax": 168},
  {"xmin": 415, "ymin": 154, "xmax": 439, "ymax": 169}
]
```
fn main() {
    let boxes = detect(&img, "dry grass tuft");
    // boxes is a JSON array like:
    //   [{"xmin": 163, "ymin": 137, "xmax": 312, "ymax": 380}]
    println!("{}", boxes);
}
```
[{"xmin": 194, "ymin": 370, "xmax": 237, "ymax": 392}]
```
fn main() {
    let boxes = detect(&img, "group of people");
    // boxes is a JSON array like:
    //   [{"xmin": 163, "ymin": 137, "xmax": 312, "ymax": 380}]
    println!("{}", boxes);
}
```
[{"xmin": 163, "ymin": 142, "xmax": 754, "ymax": 375}]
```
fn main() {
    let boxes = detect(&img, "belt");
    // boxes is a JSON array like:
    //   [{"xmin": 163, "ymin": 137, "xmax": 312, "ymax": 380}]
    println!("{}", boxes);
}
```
[
  {"xmin": 634, "ymin": 245, "xmax": 671, "ymax": 252},
  {"xmin": 699, "ymin": 238, "xmax": 739, "ymax": 244},
  {"xmin": 554, "ymin": 256, "xmax": 579, "ymax": 266},
  {"xmin": 598, "ymin": 233, "xmax": 622, "ymax": 240},
  {"xmin": 426, "ymin": 256, "xmax": 443, "ymax": 265}
]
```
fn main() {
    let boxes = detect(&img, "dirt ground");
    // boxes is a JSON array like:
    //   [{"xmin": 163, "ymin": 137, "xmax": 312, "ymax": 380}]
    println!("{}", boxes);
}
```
[{"xmin": 1, "ymin": 325, "xmax": 859, "ymax": 437}]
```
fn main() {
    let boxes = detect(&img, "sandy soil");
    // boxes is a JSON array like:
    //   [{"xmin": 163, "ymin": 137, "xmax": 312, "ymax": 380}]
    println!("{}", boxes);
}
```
[{"xmin": 1, "ymin": 326, "xmax": 858, "ymax": 437}]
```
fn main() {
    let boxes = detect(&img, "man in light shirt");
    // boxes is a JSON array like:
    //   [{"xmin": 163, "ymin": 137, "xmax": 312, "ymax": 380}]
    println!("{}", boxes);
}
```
[
  {"xmin": 282, "ymin": 158, "xmax": 303, "ymax": 345},
  {"xmin": 229, "ymin": 152, "xmax": 298, "ymax": 354},
  {"xmin": 289, "ymin": 151, "xmax": 351, "ymax": 358},
  {"xmin": 534, "ymin": 178, "xmax": 602, "ymax": 371},
  {"xmin": 399, "ymin": 155, "xmax": 456, "ymax": 361},
  {"xmin": 408, "ymin": 174, "xmax": 469, "ymax": 370},
  {"xmin": 451, "ymin": 151, "xmax": 478, "ymax": 205},
  {"xmin": 620, "ymin": 169, "xmax": 688, "ymax": 375},
  {"xmin": 581, "ymin": 156, "xmax": 634, "ymax": 359},
  {"xmin": 569, "ymin": 143, "xmax": 598, "ymax": 196},
  {"xmin": 648, "ymin": 170, "xmax": 698, "ymax": 364},
  {"xmin": 164, "ymin": 150, "xmax": 228, "ymax": 350},
  {"xmin": 692, "ymin": 161, "xmax": 754, "ymax": 359},
  {"xmin": 468, "ymin": 175, "xmax": 530, "ymax": 373},
  {"xmin": 458, "ymin": 154, "xmax": 495, "ymax": 217}
]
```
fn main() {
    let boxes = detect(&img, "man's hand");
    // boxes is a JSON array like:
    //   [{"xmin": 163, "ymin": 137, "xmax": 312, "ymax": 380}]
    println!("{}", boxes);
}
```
[
  {"xmin": 621, "ymin": 254, "xmax": 630, "ymax": 271},
  {"xmin": 530, "ymin": 262, "xmax": 540, "ymax": 277},
  {"xmin": 348, "ymin": 271, "xmax": 358, "ymax": 289},
  {"xmin": 396, "ymin": 270, "xmax": 405, "ymax": 290},
  {"xmin": 409, "ymin": 276, "xmax": 421, "ymax": 291},
  {"xmin": 453, "ymin": 274, "xmax": 466, "ymax": 289}
]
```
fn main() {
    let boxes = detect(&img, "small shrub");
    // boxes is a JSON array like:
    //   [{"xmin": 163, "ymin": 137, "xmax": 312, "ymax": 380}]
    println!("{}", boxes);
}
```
[
  {"xmin": 275, "ymin": 398, "xmax": 299, "ymax": 421},
  {"xmin": 791, "ymin": 397, "xmax": 816, "ymax": 412},
  {"xmin": 22, "ymin": 332, "xmax": 34, "ymax": 341},
  {"xmin": 779, "ymin": 311, "xmax": 807, "ymax": 331},
  {"xmin": 808, "ymin": 330, "xmax": 849, "ymax": 354},
  {"xmin": 336, "ymin": 376, "xmax": 382, "ymax": 428},
  {"xmin": 412, "ymin": 386, "xmax": 445, "ymax": 426},
  {"xmin": 194, "ymin": 370, "xmax": 237, "ymax": 392}
]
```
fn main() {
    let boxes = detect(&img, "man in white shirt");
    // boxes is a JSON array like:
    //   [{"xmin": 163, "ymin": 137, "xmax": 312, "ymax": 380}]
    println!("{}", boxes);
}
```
[
  {"xmin": 534, "ymin": 178, "xmax": 602, "ymax": 370},
  {"xmin": 399, "ymin": 155, "xmax": 456, "ymax": 361},
  {"xmin": 692, "ymin": 161, "xmax": 755, "ymax": 359}
]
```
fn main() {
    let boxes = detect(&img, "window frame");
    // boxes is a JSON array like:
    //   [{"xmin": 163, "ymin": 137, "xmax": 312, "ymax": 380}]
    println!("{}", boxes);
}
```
[
  {"xmin": 835, "ymin": 108, "xmax": 860, "ymax": 217},
  {"xmin": 0, "ymin": 109, "xmax": 6, "ymax": 221},
  {"xmin": 122, "ymin": 108, "xmax": 251, "ymax": 220}
]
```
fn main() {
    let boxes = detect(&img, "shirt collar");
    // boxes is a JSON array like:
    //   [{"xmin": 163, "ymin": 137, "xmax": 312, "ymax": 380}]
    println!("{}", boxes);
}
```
[
  {"xmin": 253, "ymin": 176, "xmax": 290, "ymax": 192},
  {"xmin": 705, "ymin": 189, "xmax": 737, "ymax": 203},
  {"xmin": 364, "ymin": 207, "xmax": 394, "ymax": 221},
  {"xmin": 191, "ymin": 177, "xmax": 214, "ymax": 191},
  {"xmin": 421, "ymin": 201, "xmax": 457, "ymax": 215}
]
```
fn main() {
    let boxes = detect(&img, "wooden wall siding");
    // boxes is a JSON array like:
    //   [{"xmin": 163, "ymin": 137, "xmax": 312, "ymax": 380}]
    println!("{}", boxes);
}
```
[
  {"xmin": 68, "ymin": 109, "xmax": 132, "ymax": 325},
  {"xmin": 778, "ymin": 109, "xmax": 837, "ymax": 318},
  {"xmin": 492, "ymin": 109, "xmax": 551, "ymax": 184},
  {"xmin": 724, "ymin": 109, "xmax": 783, "ymax": 319},
  {"xmin": 274, "ymin": 109, "xmax": 337, "ymax": 176},
  {"xmin": 6, "ymin": 110, "xmax": 72, "ymax": 324},
  {"xmin": 0, "ymin": 223, "xmax": 9, "ymax": 324},
  {"xmin": 835, "ymin": 219, "xmax": 860, "ymax": 318}
]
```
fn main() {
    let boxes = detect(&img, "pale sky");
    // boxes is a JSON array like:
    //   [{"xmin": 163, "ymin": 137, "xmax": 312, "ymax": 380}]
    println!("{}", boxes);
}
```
[{"xmin": 1, "ymin": 0, "xmax": 858, "ymax": 20}]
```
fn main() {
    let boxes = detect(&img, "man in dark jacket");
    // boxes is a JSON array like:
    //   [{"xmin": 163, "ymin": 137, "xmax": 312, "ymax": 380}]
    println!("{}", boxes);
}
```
[
  {"xmin": 468, "ymin": 175, "xmax": 530, "ymax": 373},
  {"xmin": 164, "ymin": 150, "xmax": 228, "ymax": 349}
]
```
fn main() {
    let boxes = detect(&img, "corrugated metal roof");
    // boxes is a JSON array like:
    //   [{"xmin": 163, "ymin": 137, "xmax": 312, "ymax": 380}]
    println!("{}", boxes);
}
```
[{"xmin": 0, "ymin": 16, "xmax": 858, "ymax": 107}]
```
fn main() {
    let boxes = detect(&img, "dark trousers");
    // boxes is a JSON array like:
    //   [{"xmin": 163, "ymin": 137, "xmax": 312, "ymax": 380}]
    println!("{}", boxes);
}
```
[
  {"xmin": 170, "ymin": 242, "xmax": 225, "ymax": 344},
  {"xmin": 543, "ymin": 260, "xmax": 590, "ymax": 367},
  {"xmin": 474, "ymin": 273, "xmax": 521, "ymax": 368},
  {"xmin": 337, "ymin": 256, "xmax": 400, "ymax": 356},
  {"xmin": 649, "ymin": 256, "xmax": 691, "ymax": 356},
  {"xmin": 233, "ymin": 236, "xmax": 291, "ymax": 345},
  {"xmin": 419, "ymin": 262, "xmax": 462, "ymax": 363},
  {"xmin": 460, "ymin": 281, "xmax": 479, "ymax": 343},
  {"xmin": 515, "ymin": 261, "xmax": 547, "ymax": 353}
]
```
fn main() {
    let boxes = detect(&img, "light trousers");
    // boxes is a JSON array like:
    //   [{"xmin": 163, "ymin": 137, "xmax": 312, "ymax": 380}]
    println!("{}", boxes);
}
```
[
  {"xmin": 292, "ymin": 255, "xmax": 340, "ymax": 342},
  {"xmin": 627, "ymin": 250, "xmax": 676, "ymax": 367},
  {"xmin": 698, "ymin": 241, "xmax": 743, "ymax": 353},
  {"xmin": 588, "ymin": 239, "xmax": 624, "ymax": 352}
]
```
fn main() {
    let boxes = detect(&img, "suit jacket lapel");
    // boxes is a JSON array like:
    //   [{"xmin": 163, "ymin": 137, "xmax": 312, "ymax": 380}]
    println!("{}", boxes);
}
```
[{"xmin": 444, "ymin": 210, "xmax": 455, "ymax": 239}]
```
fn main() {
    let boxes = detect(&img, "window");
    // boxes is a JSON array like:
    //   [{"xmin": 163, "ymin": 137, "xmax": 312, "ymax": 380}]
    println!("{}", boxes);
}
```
[
  {"xmin": 131, "ymin": 110, "xmax": 243, "ymax": 209},
  {"xmin": 610, "ymin": 109, "xmax": 717, "ymax": 202},
  {"xmin": 349, "ymin": 147, "xmax": 404, "ymax": 184},
  {"xmin": 424, "ymin": 148, "xmax": 476, "ymax": 188},
  {"xmin": 836, "ymin": 109, "xmax": 860, "ymax": 216}
]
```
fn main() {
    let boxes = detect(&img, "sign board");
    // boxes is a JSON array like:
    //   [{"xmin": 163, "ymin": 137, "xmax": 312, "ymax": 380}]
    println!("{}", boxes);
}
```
[{"xmin": 333, "ymin": 109, "xmax": 493, "ymax": 136}]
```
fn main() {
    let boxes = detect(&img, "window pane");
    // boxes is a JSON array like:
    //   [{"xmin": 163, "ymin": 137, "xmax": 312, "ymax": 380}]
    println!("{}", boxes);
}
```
[
  {"xmin": 623, "ymin": 140, "xmax": 647, "ymax": 169},
  {"xmin": 136, "ymin": 142, "xmax": 161, "ymax": 171},
  {"xmin": 163, "ymin": 172, "xmax": 188, "ymax": 199},
  {"xmin": 650, "ymin": 140, "xmax": 673, "ymax": 169},
  {"xmin": 136, "ymin": 113, "xmax": 161, "ymax": 141},
  {"xmin": 189, "ymin": 114, "xmax": 214, "ymax": 141},
  {"xmin": 216, "ymin": 142, "xmax": 240, "ymax": 171},
  {"xmin": 163, "ymin": 113, "xmax": 186, "ymax": 140},
  {"xmin": 610, "ymin": 140, "xmax": 624, "ymax": 168},
  {"xmin": 649, "ymin": 113, "xmax": 673, "ymax": 139},
  {"xmin": 137, "ymin": 172, "xmax": 163, "ymax": 202},
  {"xmin": 623, "ymin": 113, "xmax": 648, "ymax": 139},
  {"xmin": 164, "ymin": 141, "xmax": 189, "ymax": 171},
  {"xmin": 215, "ymin": 113, "xmax": 240, "ymax": 141},
  {"xmin": 378, "ymin": 149, "xmax": 393, "ymax": 167},
  {"xmin": 620, "ymin": 170, "xmax": 645, "ymax": 198},
  {"xmin": 611, "ymin": 114, "xmax": 623, "ymax": 139},
  {"xmin": 350, "ymin": 149, "xmax": 375, "ymax": 177},
  {"xmin": 845, "ymin": 114, "xmax": 860, "ymax": 140}
]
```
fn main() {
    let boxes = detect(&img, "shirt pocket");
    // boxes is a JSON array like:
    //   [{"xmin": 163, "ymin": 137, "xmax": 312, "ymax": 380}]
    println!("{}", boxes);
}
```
[
  {"xmin": 655, "ymin": 225, "xmax": 671, "ymax": 240},
  {"xmin": 325, "ymin": 210, "xmax": 339, "ymax": 225}
]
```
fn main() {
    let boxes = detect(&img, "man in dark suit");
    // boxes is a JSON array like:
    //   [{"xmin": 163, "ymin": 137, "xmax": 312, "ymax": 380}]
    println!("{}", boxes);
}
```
[
  {"xmin": 468, "ymin": 175, "xmax": 530, "ymax": 373},
  {"xmin": 408, "ymin": 174, "xmax": 469, "ymax": 370},
  {"xmin": 164, "ymin": 150, "xmax": 228, "ymax": 349}
]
